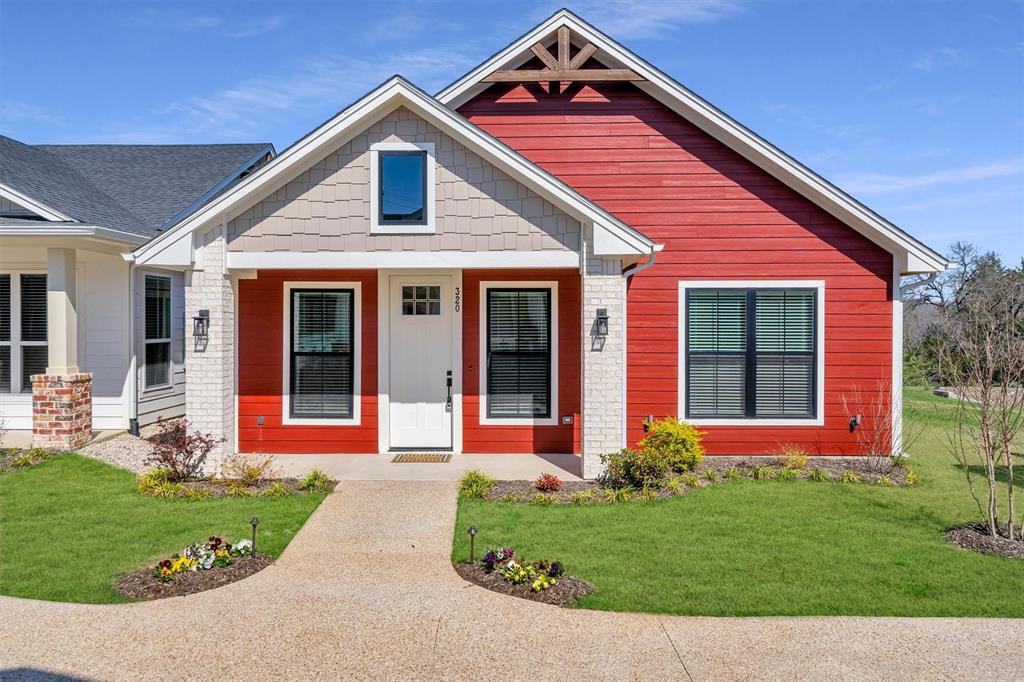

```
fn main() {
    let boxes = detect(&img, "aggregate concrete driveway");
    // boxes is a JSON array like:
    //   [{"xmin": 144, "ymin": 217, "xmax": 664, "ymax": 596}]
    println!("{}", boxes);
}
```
[{"xmin": 1, "ymin": 481, "xmax": 1020, "ymax": 681}]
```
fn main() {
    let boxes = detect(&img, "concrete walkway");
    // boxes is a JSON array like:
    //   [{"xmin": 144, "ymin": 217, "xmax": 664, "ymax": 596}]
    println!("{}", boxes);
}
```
[{"xmin": 1, "ymin": 482, "xmax": 1019, "ymax": 681}]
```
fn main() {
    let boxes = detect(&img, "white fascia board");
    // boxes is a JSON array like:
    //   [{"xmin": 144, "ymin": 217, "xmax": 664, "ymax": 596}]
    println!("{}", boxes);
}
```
[
  {"xmin": 227, "ymin": 250, "xmax": 580, "ymax": 270},
  {"xmin": 437, "ymin": 10, "xmax": 947, "ymax": 273},
  {"xmin": 0, "ymin": 183, "xmax": 74, "ymax": 222},
  {"xmin": 132, "ymin": 77, "xmax": 654, "ymax": 265},
  {"xmin": 0, "ymin": 224, "xmax": 147, "ymax": 245}
]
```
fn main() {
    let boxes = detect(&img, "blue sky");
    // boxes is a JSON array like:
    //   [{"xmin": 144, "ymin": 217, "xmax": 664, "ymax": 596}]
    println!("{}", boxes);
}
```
[{"xmin": 1, "ymin": 0, "xmax": 1022, "ymax": 263}]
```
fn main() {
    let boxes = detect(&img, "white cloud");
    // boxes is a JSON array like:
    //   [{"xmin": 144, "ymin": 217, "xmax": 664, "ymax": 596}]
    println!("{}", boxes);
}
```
[
  {"xmin": 911, "ymin": 47, "xmax": 968, "ymax": 72},
  {"xmin": 225, "ymin": 16, "xmax": 286, "ymax": 39},
  {"xmin": 568, "ymin": 0, "xmax": 747, "ymax": 38},
  {"xmin": 0, "ymin": 100, "xmax": 65, "ymax": 126},
  {"xmin": 836, "ymin": 159, "xmax": 1024, "ymax": 195},
  {"xmin": 98, "ymin": 47, "xmax": 480, "ymax": 144}
]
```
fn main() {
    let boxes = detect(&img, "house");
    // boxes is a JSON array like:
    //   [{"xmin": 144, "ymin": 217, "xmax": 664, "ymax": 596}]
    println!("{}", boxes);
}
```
[
  {"xmin": 0, "ymin": 136, "xmax": 273, "ymax": 443},
  {"xmin": 4, "ymin": 10, "xmax": 946, "ymax": 477}
]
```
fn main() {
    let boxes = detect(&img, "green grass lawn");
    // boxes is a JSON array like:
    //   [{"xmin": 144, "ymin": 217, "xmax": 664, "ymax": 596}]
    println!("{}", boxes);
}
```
[
  {"xmin": 453, "ymin": 388, "xmax": 1024, "ymax": 616},
  {"xmin": 0, "ymin": 455, "xmax": 326, "ymax": 603}
]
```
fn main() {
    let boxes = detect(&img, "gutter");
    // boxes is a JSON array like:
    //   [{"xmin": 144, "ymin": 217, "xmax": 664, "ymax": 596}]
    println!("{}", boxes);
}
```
[
  {"xmin": 0, "ymin": 224, "xmax": 148, "ymax": 246},
  {"xmin": 619, "ymin": 245, "xmax": 659, "ymax": 448}
]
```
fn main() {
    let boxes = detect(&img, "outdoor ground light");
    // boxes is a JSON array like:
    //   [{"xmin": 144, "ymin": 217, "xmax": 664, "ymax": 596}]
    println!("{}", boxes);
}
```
[
  {"xmin": 250, "ymin": 516, "xmax": 260, "ymax": 554},
  {"xmin": 595, "ymin": 308, "xmax": 609, "ymax": 337},
  {"xmin": 192, "ymin": 309, "xmax": 210, "ymax": 337},
  {"xmin": 467, "ymin": 525, "xmax": 478, "ymax": 563}
]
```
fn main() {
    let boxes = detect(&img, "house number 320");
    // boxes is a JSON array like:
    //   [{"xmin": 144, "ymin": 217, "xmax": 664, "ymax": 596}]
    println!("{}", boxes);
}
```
[{"xmin": 454, "ymin": 287, "xmax": 461, "ymax": 312}]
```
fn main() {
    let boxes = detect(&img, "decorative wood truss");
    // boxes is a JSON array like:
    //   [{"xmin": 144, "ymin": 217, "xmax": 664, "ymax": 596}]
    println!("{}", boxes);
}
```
[{"xmin": 482, "ymin": 26, "xmax": 645, "ymax": 83}]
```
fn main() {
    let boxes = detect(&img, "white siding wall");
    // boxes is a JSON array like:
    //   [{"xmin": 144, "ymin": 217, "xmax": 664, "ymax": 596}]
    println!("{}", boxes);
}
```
[{"xmin": 135, "ymin": 268, "xmax": 186, "ymax": 425}]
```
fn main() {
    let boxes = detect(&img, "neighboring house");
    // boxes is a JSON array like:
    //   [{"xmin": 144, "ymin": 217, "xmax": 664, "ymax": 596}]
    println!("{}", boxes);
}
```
[
  {"xmin": 8, "ymin": 10, "xmax": 947, "ymax": 478},
  {"xmin": 0, "ymin": 136, "xmax": 273, "ymax": 440}
]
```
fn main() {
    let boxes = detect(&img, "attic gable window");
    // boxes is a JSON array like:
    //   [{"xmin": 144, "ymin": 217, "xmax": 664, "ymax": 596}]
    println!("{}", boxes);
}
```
[{"xmin": 370, "ymin": 142, "xmax": 435, "ymax": 234}]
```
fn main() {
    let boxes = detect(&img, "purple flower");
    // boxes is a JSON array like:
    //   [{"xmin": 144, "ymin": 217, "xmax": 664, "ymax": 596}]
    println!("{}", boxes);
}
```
[
  {"xmin": 549, "ymin": 562, "xmax": 562, "ymax": 577},
  {"xmin": 482, "ymin": 550, "xmax": 496, "ymax": 571}
]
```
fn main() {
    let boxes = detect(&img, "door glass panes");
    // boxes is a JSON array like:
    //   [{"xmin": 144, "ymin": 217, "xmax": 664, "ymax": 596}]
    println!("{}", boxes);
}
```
[{"xmin": 401, "ymin": 284, "xmax": 441, "ymax": 315}]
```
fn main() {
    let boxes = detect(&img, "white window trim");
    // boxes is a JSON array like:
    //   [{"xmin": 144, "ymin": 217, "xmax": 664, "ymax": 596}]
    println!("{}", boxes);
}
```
[
  {"xmin": 369, "ymin": 141, "xmax": 436, "ymax": 235},
  {"xmin": 0, "ymin": 270, "xmax": 48, "ymax": 396},
  {"xmin": 677, "ymin": 279, "xmax": 825, "ymax": 427},
  {"xmin": 478, "ymin": 280, "xmax": 559, "ymax": 427},
  {"xmin": 142, "ymin": 274, "xmax": 173, "ymax": 391},
  {"xmin": 282, "ymin": 281, "xmax": 362, "ymax": 426}
]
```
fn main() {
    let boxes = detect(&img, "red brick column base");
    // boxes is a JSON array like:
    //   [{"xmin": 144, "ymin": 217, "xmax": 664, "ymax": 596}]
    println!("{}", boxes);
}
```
[{"xmin": 31, "ymin": 373, "xmax": 93, "ymax": 450}]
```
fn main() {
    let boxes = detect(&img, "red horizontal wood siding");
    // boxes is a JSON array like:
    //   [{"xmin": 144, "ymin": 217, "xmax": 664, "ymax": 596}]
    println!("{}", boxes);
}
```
[
  {"xmin": 461, "ymin": 82, "xmax": 893, "ymax": 456},
  {"xmin": 462, "ymin": 268, "xmax": 581, "ymax": 454},
  {"xmin": 237, "ymin": 269, "xmax": 378, "ymax": 453}
]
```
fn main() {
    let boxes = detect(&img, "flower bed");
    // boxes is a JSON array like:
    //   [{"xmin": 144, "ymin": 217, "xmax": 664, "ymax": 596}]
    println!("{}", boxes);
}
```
[
  {"xmin": 468, "ymin": 457, "xmax": 916, "ymax": 505},
  {"xmin": 117, "ymin": 536, "xmax": 273, "ymax": 600},
  {"xmin": 945, "ymin": 523, "xmax": 1024, "ymax": 560},
  {"xmin": 0, "ymin": 447, "xmax": 62, "ymax": 474},
  {"xmin": 453, "ymin": 546, "xmax": 591, "ymax": 606},
  {"xmin": 136, "ymin": 467, "xmax": 337, "ymax": 500}
]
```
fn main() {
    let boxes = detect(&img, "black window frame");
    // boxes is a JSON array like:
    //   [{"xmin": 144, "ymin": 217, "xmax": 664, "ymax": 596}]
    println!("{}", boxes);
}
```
[
  {"xmin": 289, "ymin": 287, "xmax": 356, "ymax": 420},
  {"xmin": 377, "ymin": 150, "xmax": 428, "ymax": 226},
  {"xmin": 485, "ymin": 287, "xmax": 553, "ymax": 420},
  {"xmin": 143, "ymin": 274, "xmax": 172, "ymax": 390},
  {"xmin": 685, "ymin": 287, "xmax": 818, "ymax": 420}
]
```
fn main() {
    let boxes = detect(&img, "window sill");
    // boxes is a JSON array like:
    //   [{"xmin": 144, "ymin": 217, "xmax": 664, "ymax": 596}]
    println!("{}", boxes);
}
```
[
  {"xmin": 479, "ymin": 416, "xmax": 559, "ymax": 427},
  {"xmin": 281, "ymin": 416, "xmax": 361, "ymax": 427},
  {"xmin": 682, "ymin": 417, "xmax": 824, "ymax": 427},
  {"xmin": 369, "ymin": 223, "xmax": 435, "ymax": 235}
]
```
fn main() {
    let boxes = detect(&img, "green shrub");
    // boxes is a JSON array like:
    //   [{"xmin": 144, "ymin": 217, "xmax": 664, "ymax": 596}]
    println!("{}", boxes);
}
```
[
  {"xmin": 839, "ymin": 471, "xmax": 863, "ymax": 484},
  {"xmin": 664, "ymin": 476, "xmax": 683, "ymax": 494},
  {"xmin": 600, "ymin": 448, "xmax": 670, "ymax": 489},
  {"xmin": 682, "ymin": 474, "xmax": 700, "ymax": 488},
  {"xmin": 775, "ymin": 468, "xmax": 799, "ymax": 481},
  {"xmin": 905, "ymin": 468, "xmax": 919, "ymax": 486},
  {"xmin": 459, "ymin": 470, "xmax": 496, "ymax": 499},
  {"xmin": 299, "ymin": 469, "xmax": 335, "ymax": 492},
  {"xmin": 530, "ymin": 492, "xmax": 557, "ymax": 506},
  {"xmin": 749, "ymin": 466, "xmax": 775, "ymax": 480},
  {"xmin": 226, "ymin": 485, "xmax": 254, "ymax": 498},
  {"xmin": 137, "ymin": 468, "xmax": 173, "ymax": 493},
  {"xmin": 639, "ymin": 485, "xmax": 659, "ymax": 501},
  {"xmin": 637, "ymin": 417, "xmax": 704, "ymax": 472},
  {"xmin": 806, "ymin": 467, "xmax": 832, "ymax": 482},
  {"xmin": 148, "ymin": 481, "xmax": 184, "ymax": 498},
  {"xmin": 261, "ymin": 482, "xmax": 294, "ymax": 497},
  {"xmin": 501, "ymin": 491, "xmax": 521, "ymax": 503},
  {"xmin": 602, "ymin": 486, "xmax": 632, "ymax": 503},
  {"xmin": 722, "ymin": 467, "xmax": 742, "ymax": 481},
  {"xmin": 903, "ymin": 350, "xmax": 931, "ymax": 389},
  {"xmin": 874, "ymin": 475, "xmax": 896, "ymax": 487},
  {"xmin": 11, "ymin": 453, "xmax": 37, "ymax": 469},
  {"xmin": 180, "ymin": 485, "xmax": 211, "ymax": 500},
  {"xmin": 702, "ymin": 469, "xmax": 718, "ymax": 482},
  {"xmin": 569, "ymin": 490, "xmax": 595, "ymax": 505},
  {"xmin": 223, "ymin": 454, "xmax": 280, "ymax": 486}
]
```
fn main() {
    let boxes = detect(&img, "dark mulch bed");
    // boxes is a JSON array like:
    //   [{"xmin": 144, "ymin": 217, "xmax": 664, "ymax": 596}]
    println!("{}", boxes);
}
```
[
  {"xmin": 117, "ymin": 553, "xmax": 274, "ymax": 600},
  {"xmin": 945, "ymin": 523, "xmax": 1024, "ymax": 559},
  {"xmin": 454, "ymin": 561, "xmax": 592, "ymax": 606},
  {"xmin": 0, "ymin": 448, "xmax": 63, "ymax": 475},
  {"xmin": 484, "ymin": 456, "xmax": 913, "ymax": 504}
]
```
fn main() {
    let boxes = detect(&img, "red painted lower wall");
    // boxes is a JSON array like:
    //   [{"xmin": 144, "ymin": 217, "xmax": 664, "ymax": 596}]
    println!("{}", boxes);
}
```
[
  {"xmin": 462, "ymin": 269, "xmax": 581, "ymax": 454},
  {"xmin": 237, "ymin": 269, "xmax": 378, "ymax": 453}
]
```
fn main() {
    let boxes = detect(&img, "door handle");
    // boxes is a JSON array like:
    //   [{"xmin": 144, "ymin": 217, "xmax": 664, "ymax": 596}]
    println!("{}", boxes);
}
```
[{"xmin": 445, "ymin": 370, "xmax": 453, "ymax": 412}]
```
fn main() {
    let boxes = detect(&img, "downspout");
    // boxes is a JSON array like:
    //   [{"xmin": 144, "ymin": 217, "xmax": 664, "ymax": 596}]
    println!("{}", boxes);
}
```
[
  {"xmin": 122, "ymin": 254, "xmax": 140, "ymax": 436},
  {"xmin": 620, "ymin": 245, "xmax": 658, "ymax": 449}
]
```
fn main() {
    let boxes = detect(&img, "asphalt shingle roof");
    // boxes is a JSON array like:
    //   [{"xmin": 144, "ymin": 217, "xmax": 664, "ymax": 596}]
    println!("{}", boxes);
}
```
[{"xmin": 0, "ymin": 135, "xmax": 272, "ymax": 239}]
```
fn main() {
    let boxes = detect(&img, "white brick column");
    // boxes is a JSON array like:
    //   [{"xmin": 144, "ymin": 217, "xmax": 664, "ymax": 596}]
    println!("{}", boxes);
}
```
[
  {"xmin": 581, "ymin": 232, "xmax": 625, "ymax": 479},
  {"xmin": 184, "ymin": 226, "xmax": 235, "ymax": 472}
]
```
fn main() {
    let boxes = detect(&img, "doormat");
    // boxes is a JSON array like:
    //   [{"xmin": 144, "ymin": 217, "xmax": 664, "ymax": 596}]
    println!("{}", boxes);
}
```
[{"xmin": 391, "ymin": 452, "xmax": 452, "ymax": 464}]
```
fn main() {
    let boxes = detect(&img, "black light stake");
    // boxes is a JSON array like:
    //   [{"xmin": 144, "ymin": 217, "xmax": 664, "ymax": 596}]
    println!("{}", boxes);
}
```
[
  {"xmin": 250, "ymin": 517, "xmax": 259, "ymax": 554},
  {"xmin": 467, "ymin": 525, "xmax": 478, "ymax": 563}
]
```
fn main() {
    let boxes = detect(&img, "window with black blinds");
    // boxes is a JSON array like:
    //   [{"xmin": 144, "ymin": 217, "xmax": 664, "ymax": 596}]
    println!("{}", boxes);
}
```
[
  {"xmin": 486, "ymin": 289, "xmax": 551, "ymax": 419},
  {"xmin": 20, "ymin": 274, "xmax": 47, "ymax": 393},
  {"xmin": 290, "ymin": 289, "xmax": 354, "ymax": 419},
  {"xmin": 0, "ymin": 275, "xmax": 10, "ymax": 393},
  {"xmin": 686, "ymin": 288, "xmax": 816, "ymax": 419},
  {"xmin": 144, "ymin": 275, "xmax": 172, "ymax": 388}
]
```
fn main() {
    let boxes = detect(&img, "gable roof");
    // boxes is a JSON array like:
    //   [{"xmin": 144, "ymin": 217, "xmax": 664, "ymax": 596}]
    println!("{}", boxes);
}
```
[
  {"xmin": 437, "ymin": 9, "xmax": 948, "ymax": 274},
  {"xmin": 0, "ymin": 135, "xmax": 273, "ymax": 243},
  {"xmin": 130, "ymin": 76, "xmax": 657, "ymax": 265}
]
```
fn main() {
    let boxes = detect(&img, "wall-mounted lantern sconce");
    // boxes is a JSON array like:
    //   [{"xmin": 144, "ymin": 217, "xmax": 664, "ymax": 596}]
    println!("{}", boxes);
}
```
[
  {"xmin": 849, "ymin": 414, "xmax": 862, "ymax": 433},
  {"xmin": 643, "ymin": 415, "xmax": 654, "ymax": 433},
  {"xmin": 192, "ymin": 309, "xmax": 210, "ymax": 338},
  {"xmin": 595, "ymin": 308, "xmax": 609, "ymax": 337}
]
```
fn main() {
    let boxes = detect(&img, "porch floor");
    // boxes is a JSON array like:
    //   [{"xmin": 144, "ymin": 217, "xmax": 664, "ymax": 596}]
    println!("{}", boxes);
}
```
[{"xmin": 268, "ymin": 452, "xmax": 582, "ymax": 481}]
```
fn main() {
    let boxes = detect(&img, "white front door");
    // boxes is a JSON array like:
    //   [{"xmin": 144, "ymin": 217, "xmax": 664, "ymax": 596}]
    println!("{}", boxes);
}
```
[{"xmin": 388, "ymin": 275, "xmax": 453, "ymax": 449}]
